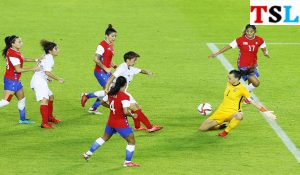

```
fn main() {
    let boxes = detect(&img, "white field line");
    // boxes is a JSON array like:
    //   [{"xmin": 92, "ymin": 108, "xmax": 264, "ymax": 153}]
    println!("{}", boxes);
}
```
[
  {"xmin": 207, "ymin": 43, "xmax": 300, "ymax": 163},
  {"xmin": 213, "ymin": 42, "xmax": 300, "ymax": 45}
]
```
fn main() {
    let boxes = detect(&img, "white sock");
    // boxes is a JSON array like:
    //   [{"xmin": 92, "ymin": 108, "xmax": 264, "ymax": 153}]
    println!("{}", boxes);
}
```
[
  {"xmin": 94, "ymin": 90, "xmax": 105, "ymax": 97},
  {"xmin": 247, "ymin": 84, "xmax": 256, "ymax": 92},
  {"xmin": 0, "ymin": 99, "xmax": 9, "ymax": 107}
]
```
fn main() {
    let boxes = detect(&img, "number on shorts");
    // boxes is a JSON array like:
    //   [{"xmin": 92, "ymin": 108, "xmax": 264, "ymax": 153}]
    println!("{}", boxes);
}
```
[{"xmin": 110, "ymin": 100, "xmax": 116, "ymax": 115}]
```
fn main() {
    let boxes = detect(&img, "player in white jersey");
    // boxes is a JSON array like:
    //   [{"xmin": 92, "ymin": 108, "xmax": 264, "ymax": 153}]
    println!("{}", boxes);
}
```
[
  {"xmin": 30, "ymin": 40, "xmax": 64, "ymax": 129},
  {"xmin": 103, "ymin": 51, "xmax": 163, "ymax": 133}
]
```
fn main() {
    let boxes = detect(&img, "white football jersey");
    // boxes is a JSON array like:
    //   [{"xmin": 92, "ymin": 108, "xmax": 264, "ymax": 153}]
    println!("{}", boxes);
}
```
[
  {"xmin": 33, "ymin": 54, "xmax": 54, "ymax": 80},
  {"xmin": 113, "ymin": 63, "xmax": 141, "ymax": 90}
]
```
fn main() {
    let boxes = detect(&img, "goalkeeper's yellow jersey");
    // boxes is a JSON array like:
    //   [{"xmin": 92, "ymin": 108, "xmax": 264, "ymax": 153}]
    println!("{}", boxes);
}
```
[{"xmin": 217, "ymin": 82, "xmax": 251, "ymax": 113}]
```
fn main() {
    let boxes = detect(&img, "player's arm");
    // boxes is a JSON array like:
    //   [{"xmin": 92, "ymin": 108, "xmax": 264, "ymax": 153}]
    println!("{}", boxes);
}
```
[
  {"xmin": 100, "ymin": 95, "xmax": 110, "ymax": 108},
  {"xmin": 260, "ymin": 42, "xmax": 270, "ymax": 58},
  {"xmin": 208, "ymin": 45, "xmax": 232, "ymax": 58},
  {"xmin": 140, "ymin": 69, "xmax": 153, "ymax": 76},
  {"xmin": 111, "ymin": 62, "xmax": 118, "ymax": 69},
  {"xmin": 248, "ymin": 98, "xmax": 277, "ymax": 120},
  {"xmin": 104, "ymin": 75, "xmax": 116, "ymax": 94},
  {"xmin": 123, "ymin": 107, "xmax": 137, "ymax": 118},
  {"xmin": 94, "ymin": 54, "xmax": 111, "ymax": 73},
  {"xmin": 14, "ymin": 64, "xmax": 41, "ymax": 73},
  {"xmin": 24, "ymin": 57, "xmax": 40, "ymax": 62},
  {"xmin": 45, "ymin": 71, "xmax": 64, "ymax": 83}
]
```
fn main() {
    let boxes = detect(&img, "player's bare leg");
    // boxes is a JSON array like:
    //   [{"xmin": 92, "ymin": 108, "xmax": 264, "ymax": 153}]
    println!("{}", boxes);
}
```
[
  {"xmin": 247, "ymin": 76, "xmax": 260, "ymax": 92},
  {"xmin": 199, "ymin": 118, "xmax": 219, "ymax": 131},
  {"xmin": 0, "ymin": 90, "xmax": 14, "ymax": 108}
]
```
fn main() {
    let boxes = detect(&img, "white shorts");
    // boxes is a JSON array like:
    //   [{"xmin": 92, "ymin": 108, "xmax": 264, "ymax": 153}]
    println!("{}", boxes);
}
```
[{"xmin": 30, "ymin": 76, "xmax": 53, "ymax": 101}]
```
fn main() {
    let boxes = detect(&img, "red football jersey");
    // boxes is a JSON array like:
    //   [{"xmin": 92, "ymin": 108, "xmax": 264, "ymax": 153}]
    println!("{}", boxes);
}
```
[
  {"xmin": 230, "ymin": 35, "xmax": 266, "ymax": 67},
  {"xmin": 94, "ymin": 40, "xmax": 114, "ymax": 73},
  {"xmin": 4, "ymin": 48, "xmax": 24, "ymax": 81},
  {"xmin": 107, "ymin": 91, "xmax": 130, "ymax": 128}
]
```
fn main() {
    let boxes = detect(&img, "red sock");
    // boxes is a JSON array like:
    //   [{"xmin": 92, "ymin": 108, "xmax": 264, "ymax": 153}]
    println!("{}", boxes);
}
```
[
  {"xmin": 48, "ymin": 100, "xmax": 54, "ymax": 120},
  {"xmin": 135, "ymin": 109, "xmax": 152, "ymax": 129},
  {"xmin": 40, "ymin": 105, "xmax": 49, "ymax": 124},
  {"xmin": 132, "ymin": 111, "xmax": 141, "ymax": 128}
]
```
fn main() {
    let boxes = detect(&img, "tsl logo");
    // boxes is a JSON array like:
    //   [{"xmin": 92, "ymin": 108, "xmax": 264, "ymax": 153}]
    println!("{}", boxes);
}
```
[{"xmin": 250, "ymin": 0, "xmax": 300, "ymax": 25}]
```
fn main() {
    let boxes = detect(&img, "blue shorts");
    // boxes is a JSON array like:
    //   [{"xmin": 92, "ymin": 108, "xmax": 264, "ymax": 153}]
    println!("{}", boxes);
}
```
[
  {"xmin": 238, "ymin": 67, "xmax": 260, "ymax": 81},
  {"xmin": 105, "ymin": 125, "xmax": 133, "ymax": 138},
  {"xmin": 4, "ymin": 78, "xmax": 23, "ymax": 92},
  {"xmin": 94, "ymin": 71, "xmax": 111, "ymax": 87}
]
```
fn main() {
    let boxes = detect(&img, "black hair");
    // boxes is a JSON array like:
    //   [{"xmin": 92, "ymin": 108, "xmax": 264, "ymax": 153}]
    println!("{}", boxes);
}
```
[
  {"xmin": 2, "ymin": 35, "xmax": 19, "ymax": 57},
  {"xmin": 40, "ymin": 40, "xmax": 57, "ymax": 54},
  {"xmin": 105, "ymin": 24, "xmax": 117, "ymax": 36},
  {"xmin": 108, "ymin": 76, "xmax": 127, "ymax": 96},
  {"xmin": 123, "ymin": 51, "xmax": 140, "ymax": 62},
  {"xmin": 242, "ymin": 24, "xmax": 257, "ymax": 35},
  {"xmin": 229, "ymin": 70, "xmax": 242, "ymax": 80}
]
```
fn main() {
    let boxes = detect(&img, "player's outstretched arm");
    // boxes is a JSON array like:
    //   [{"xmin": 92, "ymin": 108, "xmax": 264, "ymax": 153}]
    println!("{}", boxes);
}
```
[
  {"xmin": 45, "ymin": 71, "xmax": 64, "ymax": 83},
  {"xmin": 250, "ymin": 99, "xmax": 277, "ymax": 120},
  {"xmin": 14, "ymin": 65, "xmax": 42, "ymax": 73},
  {"xmin": 208, "ymin": 45, "xmax": 232, "ymax": 58},
  {"xmin": 100, "ymin": 99, "xmax": 110, "ymax": 108},
  {"xmin": 140, "ymin": 69, "xmax": 153, "ymax": 76}
]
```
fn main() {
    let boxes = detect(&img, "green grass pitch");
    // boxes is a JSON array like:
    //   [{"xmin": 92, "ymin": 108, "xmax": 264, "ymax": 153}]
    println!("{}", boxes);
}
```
[{"xmin": 0, "ymin": 0, "xmax": 300, "ymax": 174}]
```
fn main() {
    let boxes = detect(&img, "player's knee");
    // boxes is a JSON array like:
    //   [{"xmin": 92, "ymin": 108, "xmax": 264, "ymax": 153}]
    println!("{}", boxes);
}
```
[
  {"xmin": 49, "ymin": 95, "xmax": 54, "ymax": 101},
  {"xmin": 235, "ymin": 112, "xmax": 243, "ymax": 120}
]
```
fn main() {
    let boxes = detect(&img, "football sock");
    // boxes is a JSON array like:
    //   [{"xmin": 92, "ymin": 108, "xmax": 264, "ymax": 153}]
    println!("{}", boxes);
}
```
[
  {"xmin": 92, "ymin": 97, "xmax": 102, "ymax": 110},
  {"xmin": 0, "ymin": 99, "xmax": 9, "ymax": 107},
  {"xmin": 48, "ymin": 100, "xmax": 54, "ymax": 119},
  {"xmin": 87, "ymin": 93, "xmax": 97, "ymax": 98},
  {"xmin": 247, "ymin": 83, "xmax": 255, "ymax": 92},
  {"xmin": 125, "ymin": 144, "xmax": 135, "ymax": 162},
  {"xmin": 40, "ymin": 105, "xmax": 49, "ymax": 124},
  {"xmin": 225, "ymin": 118, "xmax": 241, "ymax": 133},
  {"xmin": 18, "ymin": 98, "xmax": 26, "ymax": 121},
  {"xmin": 94, "ymin": 90, "xmax": 105, "ymax": 97},
  {"xmin": 88, "ymin": 137, "xmax": 105, "ymax": 155},
  {"xmin": 132, "ymin": 111, "xmax": 141, "ymax": 128},
  {"xmin": 134, "ymin": 109, "xmax": 152, "ymax": 129}
]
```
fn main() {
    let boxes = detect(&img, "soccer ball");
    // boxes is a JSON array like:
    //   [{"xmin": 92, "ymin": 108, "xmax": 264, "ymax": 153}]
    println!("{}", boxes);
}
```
[{"xmin": 197, "ymin": 103, "xmax": 212, "ymax": 116}]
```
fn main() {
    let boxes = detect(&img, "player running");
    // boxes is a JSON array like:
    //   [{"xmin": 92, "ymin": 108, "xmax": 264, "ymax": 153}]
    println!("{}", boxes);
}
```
[
  {"xmin": 209, "ymin": 24, "xmax": 270, "ymax": 92},
  {"xmin": 0, "ymin": 35, "xmax": 41, "ymax": 124},
  {"xmin": 30, "ymin": 40, "xmax": 64, "ymax": 129},
  {"xmin": 104, "ymin": 51, "xmax": 163, "ymax": 132},
  {"xmin": 199, "ymin": 70, "xmax": 277, "ymax": 137},
  {"xmin": 83, "ymin": 76, "xmax": 140, "ymax": 167},
  {"xmin": 81, "ymin": 24, "xmax": 118, "ymax": 114}
]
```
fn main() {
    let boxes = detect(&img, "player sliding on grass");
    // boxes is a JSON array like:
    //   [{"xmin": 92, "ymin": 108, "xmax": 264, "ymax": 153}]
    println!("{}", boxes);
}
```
[
  {"xmin": 83, "ymin": 76, "xmax": 140, "ymax": 167},
  {"xmin": 30, "ymin": 40, "xmax": 64, "ymax": 129},
  {"xmin": 0, "ymin": 35, "xmax": 41, "ymax": 124},
  {"xmin": 104, "ymin": 51, "xmax": 163, "ymax": 133},
  {"xmin": 81, "ymin": 24, "xmax": 118, "ymax": 115},
  {"xmin": 209, "ymin": 24, "xmax": 270, "ymax": 92},
  {"xmin": 199, "ymin": 70, "xmax": 277, "ymax": 137}
]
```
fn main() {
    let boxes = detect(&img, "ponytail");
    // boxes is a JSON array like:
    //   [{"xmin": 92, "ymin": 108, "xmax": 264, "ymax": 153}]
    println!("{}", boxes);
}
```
[
  {"xmin": 2, "ymin": 35, "xmax": 18, "ymax": 58},
  {"xmin": 108, "ymin": 76, "xmax": 127, "ymax": 96},
  {"xmin": 105, "ymin": 24, "xmax": 117, "ymax": 36}
]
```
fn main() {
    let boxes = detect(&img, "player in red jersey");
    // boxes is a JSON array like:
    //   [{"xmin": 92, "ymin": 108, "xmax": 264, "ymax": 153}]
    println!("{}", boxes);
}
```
[
  {"xmin": 83, "ymin": 76, "xmax": 140, "ymax": 167},
  {"xmin": 81, "ymin": 24, "xmax": 118, "ymax": 114},
  {"xmin": 209, "ymin": 24, "xmax": 270, "ymax": 92},
  {"xmin": 0, "ymin": 35, "xmax": 41, "ymax": 124}
]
